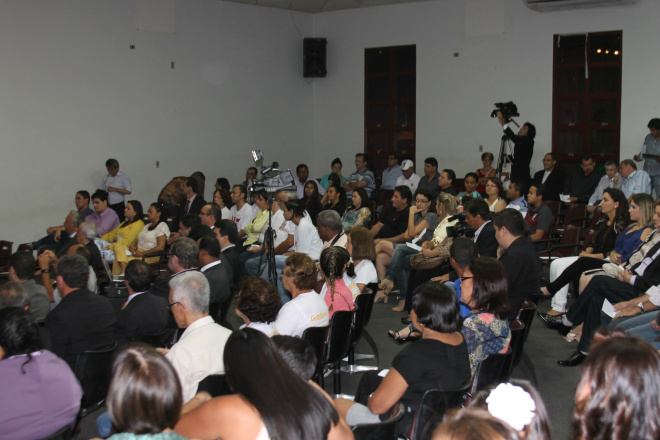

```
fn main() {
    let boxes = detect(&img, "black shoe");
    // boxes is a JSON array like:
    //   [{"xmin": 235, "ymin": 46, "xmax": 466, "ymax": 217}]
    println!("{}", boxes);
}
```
[
  {"xmin": 401, "ymin": 317, "xmax": 411, "ymax": 325},
  {"xmin": 557, "ymin": 351, "xmax": 586, "ymax": 367},
  {"xmin": 537, "ymin": 311, "xmax": 572, "ymax": 336},
  {"xmin": 387, "ymin": 330, "xmax": 420, "ymax": 344}
]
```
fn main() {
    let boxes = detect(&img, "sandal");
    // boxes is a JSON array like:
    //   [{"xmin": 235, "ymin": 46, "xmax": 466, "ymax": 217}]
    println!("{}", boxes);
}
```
[
  {"xmin": 374, "ymin": 290, "xmax": 388, "ymax": 304},
  {"xmin": 387, "ymin": 328, "xmax": 421, "ymax": 344},
  {"xmin": 564, "ymin": 332, "xmax": 582, "ymax": 343},
  {"xmin": 391, "ymin": 300, "xmax": 406, "ymax": 312}
]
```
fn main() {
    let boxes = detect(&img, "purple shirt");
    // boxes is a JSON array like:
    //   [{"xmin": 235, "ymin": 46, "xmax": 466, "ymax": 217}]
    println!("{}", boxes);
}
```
[
  {"xmin": 87, "ymin": 207, "xmax": 120, "ymax": 236},
  {"xmin": 0, "ymin": 350, "xmax": 82, "ymax": 439}
]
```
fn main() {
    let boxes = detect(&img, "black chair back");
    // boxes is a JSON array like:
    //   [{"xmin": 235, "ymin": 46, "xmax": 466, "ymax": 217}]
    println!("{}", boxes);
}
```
[
  {"xmin": 517, "ymin": 300, "xmax": 537, "ymax": 343},
  {"xmin": 302, "ymin": 325, "xmax": 329, "ymax": 384},
  {"xmin": 197, "ymin": 374, "xmax": 232, "ymax": 397},
  {"xmin": 132, "ymin": 329, "xmax": 169, "ymax": 347},
  {"xmin": 218, "ymin": 292, "xmax": 235, "ymax": 328},
  {"xmin": 73, "ymin": 343, "xmax": 117, "ymax": 418},
  {"xmin": 503, "ymin": 320, "xmax": 526, "ymax": 380},
  {"xmin": 349, "ymin": 291, "xmax": 374, "ymax": 356},
  {"xmin": 352, "ymin": 402, "xmax": 405, "ymax": 440},
  {"xmin": 468, "ymin": 348, "xmax": 512, "ymax": 399},
  {"xmin": 408, "ymin": 382, "xmax": 471, "ymax": 440},
  {"xmin": 325, "ymin": 310, "xmax": 355, "ymax": 395}
]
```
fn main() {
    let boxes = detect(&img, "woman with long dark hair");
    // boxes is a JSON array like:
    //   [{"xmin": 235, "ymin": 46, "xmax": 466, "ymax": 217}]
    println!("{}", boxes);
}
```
[
  {"xmin": 100, "ymin": 200, "xmax": 145, "ymax": 264},
  {"xmin": 302, "ymin": 180, "xmax": 324, "ymax": 226},
  {"xmin": 341, "ymin": 188, "xmax": 371, "ymax": 232},
  {"xmin": 112, "ymin": 202, "xmax": 170, "ymax": 274},
  {"xmin": 175, "ymin": 329, "xmax": 354, "ymax": 440},
  {"xmin": 539, "ymin": 188, "xmax": 630, "ymax": 316},
  {"xmin": 323, "ymin": 184, "xmax": 347, "ymax": 217}
]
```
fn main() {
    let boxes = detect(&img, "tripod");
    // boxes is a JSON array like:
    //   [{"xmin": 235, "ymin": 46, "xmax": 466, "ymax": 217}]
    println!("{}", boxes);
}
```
[
  {"xmin": 496, "ymin": 118, "xmax": 520, "ymax": 179},
  {"xmin": 256, "ymin": 197, "xmax": 278, "ymax": 287}
]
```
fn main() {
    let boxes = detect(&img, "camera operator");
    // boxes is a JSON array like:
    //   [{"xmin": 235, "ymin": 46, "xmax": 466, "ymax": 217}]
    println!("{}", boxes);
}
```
[
  {"xmin": 497, "ymin": 110, "xmax": 535, "ymax": 186},
  {"xmin": 463, "ymin": 198, "xmax": 498, "ymax": 258}
]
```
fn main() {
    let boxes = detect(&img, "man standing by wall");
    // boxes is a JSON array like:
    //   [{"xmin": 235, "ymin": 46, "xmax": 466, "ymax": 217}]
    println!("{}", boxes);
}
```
[
  {"xmin": 102, "ymin": 159, "xmax": 132, "ymax": 222},
  {"xmin": 635, "ymin": 118, "xmax": 660, "ymax": 198},
  {"xmin": 497, "ymin": 111, "xmax": 535, "ymax": 186}
]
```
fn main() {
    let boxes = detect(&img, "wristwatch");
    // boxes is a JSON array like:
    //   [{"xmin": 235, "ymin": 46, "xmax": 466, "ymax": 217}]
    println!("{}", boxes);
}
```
[
  {"xmin": 638, "ymin": 302, "xmax": 645, "ymax": 313},
  {"xmin": 41, "ymin": 268, "xmax": 50, "ymax": 274}
]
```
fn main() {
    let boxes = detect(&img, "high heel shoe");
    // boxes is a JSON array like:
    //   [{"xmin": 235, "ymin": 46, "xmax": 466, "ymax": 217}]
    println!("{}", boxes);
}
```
[{"xmin": 387, "ymin": 329, "xmax": 421, "ymax": 344}]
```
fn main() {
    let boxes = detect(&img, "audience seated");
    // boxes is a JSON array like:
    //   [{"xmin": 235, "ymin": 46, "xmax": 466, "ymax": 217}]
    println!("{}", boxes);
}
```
[
  {"xmin": 563, "ymin": 154, "xmax": 601, "ymax": 204},
  {"xmin": 494, "ymin": 209, "xmax": 543, "ymax": 320},
  {"xmin": 295, "ymin": 163, "xmax": 324, "ymax": 199},
  {"xmin": 9, "ymin": 251, "xmax": 49, "ymax": 322},
  {"xmin": 618, "ymin": 158, "xmax": 652, "ymax": 201},
  {"xmin": 216, "ymin": 220, "xmax": 241, "ymax": 287},
  {"xmin": 274, "ymin": 253, "xmax": 329, "ymax": 337},
  {"xmin": 525, "ymin": 184, "xmax": 554, "ymax": 251},
  {"xmin": 165, "ymin": 271, "xmax": 232, "ymax": 404},
  {"xmin": 0, "ymin": 307, "xmax": 82, "ymax": 440},
  {"xmin": 149, "ymin": 237, "xmax": 199, "ymax": 302},
  {"xmin": 115, "ymin": 260, "xmax": 169, "ymax": 347},
  {"xmin": 433, "ymin": 407, "xmax": 521, "ymax": 440},
  {"xmin": 317, "ymin": 210, "xmax": 347, "ymax": 249},
  {"xmin": 99, "ymin": 344, "xmax": 187, "ymax": 440},
  {"xmin": 322, "ymin": 183, "xmax": 347, "ymax": 217},
  {"xmin": 533, "ymin": 153, "xmax": 566, "ymax": 203},
  {"xmin": 381, "ymin": 154, "xmax": 403, "ymax": 192},
  {"xmin": 235, "ymin": 276, "xmax": 281, "ymax": 337},
  {"xmin": 417, "ymin": 157, "xmax": 442, "ymax": 200},
  {"xmin": 374, "ymin": 189, "xmax": 438, "ymax": 305},
  {"xmin": 335, "ymin": 283, "xmax": 470, "ymax": 434},
  {"xmin": 229, "ymin": 184, "xmax": 256, "ymax": 232},
  {"xmin": 395, "ymin": 159, "xmax": 421, "ymax": 193},
  {"xmin": 343, "ymin": 153, "xmax": 376, "ymax": 198},
  {"xmin": 175, "ymin": 328, "xmax": 353, "ymax": 440},
  {"xmin": 199, "ymin": 204, "xmax": 222, "ymax": 230},
  {"xmin": 45, "ymin": 254, "xmax": 116, "ymax": 368},
  {"xmin": 38, "ymin": 244, "xmax": 99, "ymax": 303},
  {"xmin": 572, "ymin": 330, "xmax": 660, "ymax": 439},
  {"xmin": 505, "ymin": 179, "xmax": 529, "ymax": 215},
  {"xmin": 212, "ymin": 188, "xmax": 232, "ymax": 221},
  {"xmin": 341, "ymin": 187, "xmax": 372, "ymax": 232},
  {"xmin": 438, "ymin": 168, "xmax": 458, "ymax": 196},
  {"xmin": 178, "ymin": 177, "xmax": 206, "ymax": 218},
  {"xmin": 318, "ymin": 247, "xmax": 355, "ymax": 319},
  {"xmin": 484, "ymin": 177, "xmax": 507, "ymax": 212},
  {"xmin": 76, "ymin": 221, "xmax": 105, "ymax": 273},
  {"xmin": 173, "ymin": 213, "xmax": 202, "ymax": 242},
  {"xmin": 99, "ymin": 200, "xmax": 145, "ymax": 264},
  {"xmin": 320, "ymin": 157, "xmax": 347, "ymax": 191},
  {"xmin": 198, "ymin": 236, "xmax": 231, "ymax": 316},
  {"xmin": 32, "ymin": 192, "xmax": 91, "ymax": 254},
  {"xmin": 476, "ymin": 152, "xmax": 496, "ymax": 195},
  {"xmin": 456, "ymin": 172, "xmax": 481, "ymax": 203},
  {"xmin": 188, "ymin": 224, "xmax": 214, "ymax": 242},
  {"xmin": 344, "ymin": 227, "xmax": 378, "ymax": 298},
  {"xmin": 87, "ymin": 189, "xmax": 120, "ymax": 237},
  {"xmin": 587, "ymin": 159, "xmax": 618, "ymax": 213},
  {"xmin": 465, "ymin": 198, "xmax": 498, "ymax": 258},
  {"xmin": 539, "ymin": 188, "xmax": 630, "ymax": 316},
  {"xmin": 370, "ymin": 185, "xmax": 412, "ymax": 240},
  {"xmin": 237, "ymin": 189, "xmax": 269, "ymax": 249},
  {"xmin": 113, "ymin": 202, "xmax": 170, "ymax": 275},
  {"xmin": 302, "ymin": 180, "xmax": 324, "ymax": 226}
]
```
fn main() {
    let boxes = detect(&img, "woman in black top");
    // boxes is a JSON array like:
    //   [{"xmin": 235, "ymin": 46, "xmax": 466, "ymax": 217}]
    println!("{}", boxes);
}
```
[
  {"xmin": 322, "ymin": 184, "xmax": 346, "ymax": 217},
  {"xmin": 302, "ymin": 180, "xmax": 323, "ymax": 226}
]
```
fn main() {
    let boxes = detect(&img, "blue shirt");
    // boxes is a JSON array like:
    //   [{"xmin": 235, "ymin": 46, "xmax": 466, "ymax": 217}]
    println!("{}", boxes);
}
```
[
  {"xmin": 641, "ymin": 134, "xmax": 660, "ymax": 177},
  {"xmin": 346, "ymin": 169, "xmax": 376, "ymax": 198},
  {"xmin": 102, "ymin": 170, "xmax": 132, "ymax": 205},
  {"xmin": 454, "ymin": 279, "xmax": 471, "ymax": 318},
  {"xmin": 382, "ymin": 165, "xmax": 403, "ymax": 190},
  {"xmin": 619, "ymin": 170, "xmax": 652, "ymax": 199},
  {"xmin": 507, "ymin": 196, "xmax": 529, "ymax": 215}
]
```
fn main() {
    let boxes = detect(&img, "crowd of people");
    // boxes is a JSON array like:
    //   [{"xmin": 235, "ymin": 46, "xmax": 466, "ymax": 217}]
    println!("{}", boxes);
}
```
[{"xmin": 2, "ymin": 116, "xmax": 660, "ymax": 440}]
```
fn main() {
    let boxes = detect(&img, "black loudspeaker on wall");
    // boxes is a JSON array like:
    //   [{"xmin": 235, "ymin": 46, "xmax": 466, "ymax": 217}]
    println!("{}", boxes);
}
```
[{"xmin": 303, "ymin": 38, "xmax": 327, "ymax": 78}]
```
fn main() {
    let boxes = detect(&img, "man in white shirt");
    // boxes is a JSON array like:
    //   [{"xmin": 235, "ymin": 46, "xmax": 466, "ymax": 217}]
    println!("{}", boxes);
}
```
[
  {"xmin": 617, "ymin": 159, "xmax": 652, "ymax": 202},
  {"xmin": 229, "ymin": 184, "xmax": 256, "ymax": 231},
  {"xmin": 587, "ymin": 159, "xmax": 619, "ymax": 213},
  {"xmin": 102, "ymin": 158, "xmax": 132, "ymax": 221},
  {"xmin": 317, "ymin": 210, "xmax": 347, "ymax": 249},
  {"xmin": 164, "ymin": 271, "xmax": 231, "ymax": 404},
  {"xmin": 395, "ymin": 159, "xmax": 421, "ymax": 193},
  {"xmin": 382, "ymin": 154, "xmax": 403, "ymax": 191}
]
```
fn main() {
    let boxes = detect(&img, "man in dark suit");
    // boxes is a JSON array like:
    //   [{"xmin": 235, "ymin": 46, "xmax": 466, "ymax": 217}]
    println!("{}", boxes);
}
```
[
  {"xmin": 45, "ymin": 254, "xmax": 116, "ymax": 368},
  {"xmin": 464, "ymin": 199, "xmax": 498, "ymax": 258},
  {"xmin": 76, "ymin": 222, "xmax": 104, "ymax": 273},
  {"xmin": 115, "ymin": 260, "xmax": 169, "ymax": 346},
  {"xmin": 532, "ymin": 153, "xmax": 566, "ymax": 202},
  {"xmin": 179, "ymin": 178, "xmax": 206, "ymax": 217},
  {"xmin": 148, "ymin": 237, "xmax": 200, "ymax": 302},
  {"xmin": 198, "ymin": 236, "xmax": 231, "ymax": 320},
  {"xmin": 216, "ymin": 219, "xmax": 241, "ymax": 288},
  {"xmin": 494, "ymin": 209, "xmax": 543, "ymax": 321}
]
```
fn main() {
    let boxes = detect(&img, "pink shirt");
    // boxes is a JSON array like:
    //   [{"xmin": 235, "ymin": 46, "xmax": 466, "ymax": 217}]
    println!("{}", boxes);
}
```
[{"xmin": 323, "ymin": 279, "xmax": 355, "ymax": 319}]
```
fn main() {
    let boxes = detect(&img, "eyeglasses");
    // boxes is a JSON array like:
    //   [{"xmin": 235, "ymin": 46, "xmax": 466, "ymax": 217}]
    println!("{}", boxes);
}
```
[
  {"xmin": 459, "ymin": 276, "xmax": 473, "ymax": 283},
  {"xmin": 415, "ymin": 199, "xmax": 430, "ymax": 204},
  {"xmin": 168, "ymin": 301, "xmax": 180, "ymax": 309}
]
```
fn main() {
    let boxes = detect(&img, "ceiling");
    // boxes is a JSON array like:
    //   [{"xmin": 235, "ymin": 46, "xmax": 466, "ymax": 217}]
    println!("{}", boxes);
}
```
[{"xmin": 220, "ymin": 0, "xmax": 434, "ymax": 14}]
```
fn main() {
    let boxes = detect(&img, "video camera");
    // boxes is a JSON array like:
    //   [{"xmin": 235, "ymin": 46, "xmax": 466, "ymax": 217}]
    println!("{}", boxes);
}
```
[
  {"xmin": 445, "ymin": 212, "xmax": 475, "ymax": 238},
  {"xmin": 246, "ymin": 150, "xmax": 297, "ymax": 194},
  {"xmin": 490, "ymin": 101, "xmax": 520, "ymax": 123}
]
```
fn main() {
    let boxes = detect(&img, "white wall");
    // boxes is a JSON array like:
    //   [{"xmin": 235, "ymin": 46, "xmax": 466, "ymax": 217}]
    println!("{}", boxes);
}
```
[
  {"xmin": 0, "ymin": 0, "xmax": 314, "ymax": 245},
  {"xmin": 311, "ymin": 0, "xmax": 660, "ymax": 179}
]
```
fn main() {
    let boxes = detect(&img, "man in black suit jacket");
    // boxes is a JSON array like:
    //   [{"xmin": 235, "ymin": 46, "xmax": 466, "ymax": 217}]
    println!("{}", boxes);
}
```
[
  {"xmin": 198, "ymin": 236, "xmax": 232, "ymax": 320},
  {"xmin": 149, "ymin": 237, "xmax": 200, "ymax": 302},
  {"xmin": 116, "ymin": 260, "xmax": 170, "ymax": 346},
  {"xmin": 532, "ymin": 153, "xmax": 566, "ymax": 202},
  {"xmin": 45, "ymin": 254, "xmax": 116, "ymax": 369},
  {"xmin": 494, "ymin": 209, "xmax": 543, "ymax": 321},
  {"xmin": 216, "ymin": 219, "xmax": 241, "ymax": 288},
  {"xmin": 76, "ymin": 222, "xmax": 104, "ymax": 273},
  {"xmin": 464, "ymin": 199, "xmax": 498, "ymax": 258},
  {"xmin": 178, "ymin": 178, "xmax": 206, "ymax": 217}
]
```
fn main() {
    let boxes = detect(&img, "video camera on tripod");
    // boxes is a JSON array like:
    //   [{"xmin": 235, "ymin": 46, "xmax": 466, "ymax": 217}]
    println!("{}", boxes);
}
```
[
  {"xmin": 490, "ymin": 101, "xmax": 520, "ymax": 124},
  {"xmin": 246, "ymin": 150, "xmax": 297, "ymax": 195}
]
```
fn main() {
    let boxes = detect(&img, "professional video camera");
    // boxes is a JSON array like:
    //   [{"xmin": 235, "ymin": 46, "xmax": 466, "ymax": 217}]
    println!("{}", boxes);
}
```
[
  {"xmin": 445, "ymin": 213, "xmax": 475, "ymax": 238},
  {"xmin": 246, "ymin": 150, "xmax": 297, "ymax": 194},
  {"xmin": 490, "ymin": 101, "xmax": 520, "ymax": 123}
]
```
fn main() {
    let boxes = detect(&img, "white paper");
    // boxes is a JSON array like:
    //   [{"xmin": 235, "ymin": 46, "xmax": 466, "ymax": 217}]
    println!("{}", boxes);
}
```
[
  {"xmin": 378, "ymin": 369, "xmax": 389, "ymax": 377},
  {"xmin": 560, "ymin": 194, "xmax": 571, "ymax": 203},
  {"xmin": 601, "ymin": 299, "xmax": 616, "ymax": 318},
  {"xmin": 412, "ymin": 229, "xmax": 426, "ymax": 245},
  {"xmin": 406, "ymin": 242, "xmax": 422, "ymax": 251}
]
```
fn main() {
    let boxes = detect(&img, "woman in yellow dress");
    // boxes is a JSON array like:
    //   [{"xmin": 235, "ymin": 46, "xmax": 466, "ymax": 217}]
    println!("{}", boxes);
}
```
[{"xmin": 100, "ymin": 200, "xmax": 145, "ymax": 266}]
